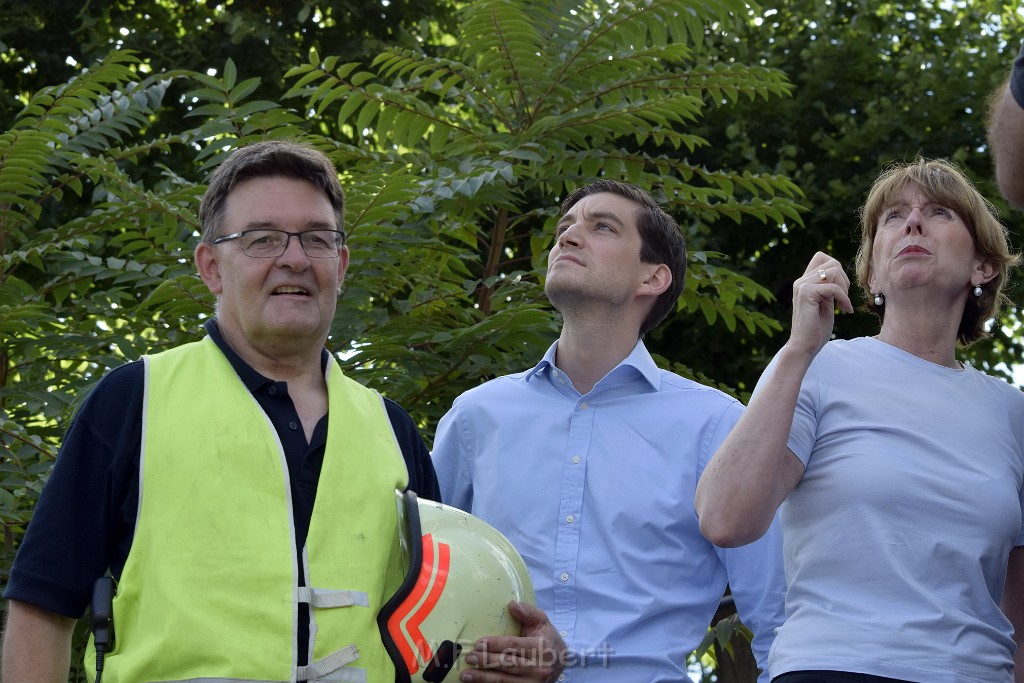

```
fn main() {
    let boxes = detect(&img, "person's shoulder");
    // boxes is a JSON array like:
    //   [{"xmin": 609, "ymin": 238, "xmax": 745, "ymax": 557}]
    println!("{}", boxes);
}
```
[
  {"xmin": 815, "ymin": 336, "xmax": 870, "ymax": 357},
  {"xmin": 381, "ymin": 396, "xmax": 421, "ymax": 432},
  {"xmin": 802, "ymin": 337, "xmax": 875, "ymax": 372},
  {"xmin": 382, "ymin": 395, "xmax": 410, "ymax": 417},
  {"xmin": 93, "ymin": 357, "xmax": 146, "ymax": 386},
  {"xmin": 75, "ymin": 360, "xmax": 146, "ymax": 415},
  {"xmin": 970, "ymin": 367, "xmax": 1024, "ymax": 403},
  {"xmin": 656, "ymin": 370, "xmax": 742, "ymax": 407},
  {"xmin": 380, "ymin": 397, "xmax": 430, "ymax": 457},
  {"xmin": 452, "ymin": 369, "xmax": 534, "ymax": 403}
]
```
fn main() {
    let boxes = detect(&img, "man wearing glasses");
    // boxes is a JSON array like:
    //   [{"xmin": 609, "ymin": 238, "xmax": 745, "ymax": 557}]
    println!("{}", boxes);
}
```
[{"xmin": 2, "ymin": 141, "xmax": 558, "ymax": 683}]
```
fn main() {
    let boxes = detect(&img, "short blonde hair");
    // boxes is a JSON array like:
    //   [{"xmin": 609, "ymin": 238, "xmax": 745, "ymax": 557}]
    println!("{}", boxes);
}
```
[{"xmin": 854, "ymin": 158, "xmax": 1019, "ymax": 345}]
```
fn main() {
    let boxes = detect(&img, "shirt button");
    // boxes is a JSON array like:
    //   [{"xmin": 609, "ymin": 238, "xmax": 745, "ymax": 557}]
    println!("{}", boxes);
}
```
[
  {"xmin": 558, "ymin": 630, "xmax": 567, "ymax": 638},
  {"xmin": 267, "ymin": 385, "xmax": 277, "ymax": 395},
  {"xmin": 571, "ymin": 455, "xmax": 581, "ymax": 464},
  {"xmin": 558, "ymin": 675, "xmax": 566, "ymax": 681},
  {"xmin": 566, "ymin": 515, "xmax": 575, "ymax": 524},
  {"xmin": 289, "ymin": 421, "xmax": 299, "ymax": 431},
  {"xmin": 560, "ymin": 572, "xmax": 569, "ymax": 582},
  {"xmin": 580, "ymin": 402, "xmax": 588, "ymax": 409}
]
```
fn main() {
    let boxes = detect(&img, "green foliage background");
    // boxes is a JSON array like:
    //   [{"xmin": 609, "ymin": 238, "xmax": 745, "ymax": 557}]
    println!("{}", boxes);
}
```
[{"xmin": 1, "ymin": 1, "xmax": 1022, "ymax": 681}]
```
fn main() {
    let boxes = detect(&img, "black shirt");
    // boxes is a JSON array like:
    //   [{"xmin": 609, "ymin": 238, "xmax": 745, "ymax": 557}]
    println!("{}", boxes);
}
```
[{"xmin": 4, "ymin": 320, "xmax": 441, "ymax": 619}]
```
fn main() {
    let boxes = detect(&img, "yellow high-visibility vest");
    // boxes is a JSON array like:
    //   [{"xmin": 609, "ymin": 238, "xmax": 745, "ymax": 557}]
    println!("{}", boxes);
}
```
[{"xmin": 86, "ymin": 337, "xmax": 409, "ymax": 683}]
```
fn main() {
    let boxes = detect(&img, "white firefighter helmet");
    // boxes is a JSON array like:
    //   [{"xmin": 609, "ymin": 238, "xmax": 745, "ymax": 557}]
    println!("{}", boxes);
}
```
[{"xmin": 378, "ymin": 490, "xmax": 536, "ymax": 683}]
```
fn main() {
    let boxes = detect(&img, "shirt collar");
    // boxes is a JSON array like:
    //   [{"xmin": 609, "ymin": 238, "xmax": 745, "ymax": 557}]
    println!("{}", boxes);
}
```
[
  {"xmin": 524, "ymin": 338, "xmax": 661, "ymax": 391},
  {"xmin": 204, "ymin": 318, "xmax": 330, "ymax": 392}
]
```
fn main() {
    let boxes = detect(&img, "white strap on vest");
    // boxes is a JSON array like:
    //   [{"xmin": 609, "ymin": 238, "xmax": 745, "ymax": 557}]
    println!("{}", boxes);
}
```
[
  {"xmin": 295, "ymin": 587, "xmax": 370, "ymax": 608},
  {"xmin": 295, "ymin": 644, "xmax": 365, "ymax": 683},
  {"xmin": 293, "ymin": 588, "xmax": 369, "ymax": 682}
]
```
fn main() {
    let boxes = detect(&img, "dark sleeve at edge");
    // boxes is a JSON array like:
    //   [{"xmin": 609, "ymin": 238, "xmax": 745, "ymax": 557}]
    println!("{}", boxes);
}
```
[
  {"xmin": 383, "ymin": 398, "xmax": 442, "ymax": 504},
  {"xmin": 3, "ymin": 362, "xmax": 143, "ymax": 618},
  {"xmin": 1011, "ymin": 39, "xmax": 1024, "ymax": 109}
]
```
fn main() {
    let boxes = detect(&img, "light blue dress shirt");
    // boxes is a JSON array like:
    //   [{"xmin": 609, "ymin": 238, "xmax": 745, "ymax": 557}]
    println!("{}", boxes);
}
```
[{"xmin": 432, "ymin": 341, "xmax": 786, "ymax": 682}]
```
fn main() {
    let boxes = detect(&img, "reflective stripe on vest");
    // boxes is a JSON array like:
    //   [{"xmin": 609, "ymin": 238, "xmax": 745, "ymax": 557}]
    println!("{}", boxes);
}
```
[{"xmin": 86, "ymin": 337, "xmax": 409, "ymax": 682}]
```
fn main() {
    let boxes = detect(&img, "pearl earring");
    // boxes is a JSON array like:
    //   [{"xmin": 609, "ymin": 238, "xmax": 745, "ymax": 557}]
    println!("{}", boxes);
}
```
[
  {"xmin": 873, "ymin": 293, "xmax": 884, "ymax": 307},
  {"xmin": 973, "ymin": 285, "xmax": 983, "ymax": 298}
]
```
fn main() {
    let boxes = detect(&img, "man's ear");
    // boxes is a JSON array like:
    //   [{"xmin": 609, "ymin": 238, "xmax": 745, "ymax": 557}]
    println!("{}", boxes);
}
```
[
  {"xmin": 195, "ymin": 241, "xmax": 223, "ymax": 295},
  {"xmin": 336, "ymin": 245, "xmax": 350, "ymax": 293},
  {"xmin": 638, "ymin": 263, "xmax": 672, "ymax": 298}
]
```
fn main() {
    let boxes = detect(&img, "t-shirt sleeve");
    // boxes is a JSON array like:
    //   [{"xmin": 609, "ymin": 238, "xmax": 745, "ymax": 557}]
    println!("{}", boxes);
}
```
[
  {"xmin": 383, "ymin": 398, "xmax": 441, "ymax": 503},
  {"xmin": 3, "ymin": 362, "xmax": 144, "ymax": 618},
  {"xmin": 753, "ymin": 350, "xmax": 820, "ymax": 466}
]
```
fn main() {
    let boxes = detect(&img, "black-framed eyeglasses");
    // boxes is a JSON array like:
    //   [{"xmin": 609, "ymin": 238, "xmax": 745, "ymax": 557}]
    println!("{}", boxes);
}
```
[{"xmin": 210, "ymin": 228, "xmax": 346, "ymax": 259}]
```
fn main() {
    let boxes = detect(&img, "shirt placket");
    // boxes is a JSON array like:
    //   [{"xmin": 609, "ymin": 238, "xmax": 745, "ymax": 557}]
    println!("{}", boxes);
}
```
[{"xmin": 552, "ymin": 390, "xmax": 595, "ymax": 672}]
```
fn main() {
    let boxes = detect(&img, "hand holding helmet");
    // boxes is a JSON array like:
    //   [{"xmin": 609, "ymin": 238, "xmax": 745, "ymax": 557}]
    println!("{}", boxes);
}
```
[
  {"xmin": 380, "ymin": 491, "xmax": 563, "ymax": 682},
  {"xmin": 462, "ymin": 600, "xmax": 567, "ymax": 683}
]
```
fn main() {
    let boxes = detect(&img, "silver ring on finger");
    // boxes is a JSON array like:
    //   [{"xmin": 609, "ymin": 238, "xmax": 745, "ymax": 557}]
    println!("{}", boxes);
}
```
[{"xmin": 817, "ymin": 269, "xmax": 828, "ymax": 282}]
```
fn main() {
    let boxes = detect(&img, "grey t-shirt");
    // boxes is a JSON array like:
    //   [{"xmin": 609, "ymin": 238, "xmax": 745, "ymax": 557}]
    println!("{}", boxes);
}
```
[{"xmin": 765, "ymin": 336, "xmax": 1024, "ymax": 682}]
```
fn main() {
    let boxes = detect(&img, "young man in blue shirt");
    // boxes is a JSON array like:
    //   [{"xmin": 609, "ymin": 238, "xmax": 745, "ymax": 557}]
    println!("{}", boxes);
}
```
[{"xmin": 433, "ymin": 180, "xmax": 786, "ymax": 683}]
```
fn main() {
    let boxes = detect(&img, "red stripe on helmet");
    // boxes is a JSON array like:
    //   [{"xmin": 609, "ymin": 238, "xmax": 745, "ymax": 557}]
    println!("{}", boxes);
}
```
[{"xmin": 386, "ymin": 533, "xmax": 453, "ymax": 674}]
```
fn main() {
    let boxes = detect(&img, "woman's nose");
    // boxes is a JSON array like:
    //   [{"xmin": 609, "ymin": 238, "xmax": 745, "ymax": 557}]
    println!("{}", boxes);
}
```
[{"xmin": 904, "ymin": 207, "xmax": 925, "ymax": 233}]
